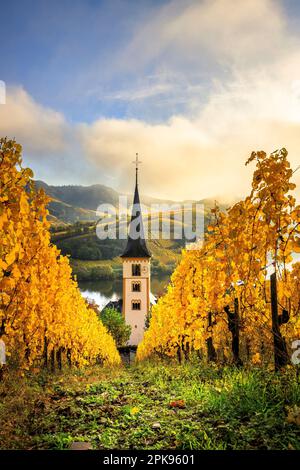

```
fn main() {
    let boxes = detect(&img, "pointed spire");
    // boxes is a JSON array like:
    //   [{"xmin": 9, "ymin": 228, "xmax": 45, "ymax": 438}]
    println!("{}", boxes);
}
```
[
  {"xmin": 134, "ymin": 152, "xmax": 141, "ymax": 187},
  {"xmin": 121, "ymin": 154, "xmax": 151, "ymax": 258}
]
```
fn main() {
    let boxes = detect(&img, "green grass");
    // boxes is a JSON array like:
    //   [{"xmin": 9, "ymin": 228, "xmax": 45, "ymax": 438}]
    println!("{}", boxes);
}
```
[{"xmin": 0, "ymin": 361, "xmax": 299, "ymax": 450}]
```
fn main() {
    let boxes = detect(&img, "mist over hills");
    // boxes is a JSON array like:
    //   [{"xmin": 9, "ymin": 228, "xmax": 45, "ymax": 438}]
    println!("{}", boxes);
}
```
[
  {"xmin": 35, "ymin": 180, "xmax": 229, "ymax": 225},
  {"xmin": 34, "ymin": 180, "xmax": 232, "ymax": 280}
]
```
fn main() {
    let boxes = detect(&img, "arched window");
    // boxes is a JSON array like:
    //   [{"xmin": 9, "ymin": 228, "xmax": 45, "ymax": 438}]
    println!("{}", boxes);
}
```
[
  {"xmin": 132, "ymin": 300, "xmax": 141, "ymax": 311},
  {"xmin": 132, "ymin": 281, "xmax": 141, "ymax": 292},
  {"xmin": 132, "ymin": 264, "xmax": 141, "ymax": 276}
]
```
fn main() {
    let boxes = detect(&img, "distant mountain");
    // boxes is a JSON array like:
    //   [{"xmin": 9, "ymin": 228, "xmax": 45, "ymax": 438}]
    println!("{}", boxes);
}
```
[
  {"xmin": 36, "ymin": 181, "xmax": 121, "ymax": 209},
  {"xmin": 34, "ymin": 180, "xmax": 230, "ymax": 225},
  {"xmin": 35, "ymin": 180, "xmax": 233, "ymax": 274}
]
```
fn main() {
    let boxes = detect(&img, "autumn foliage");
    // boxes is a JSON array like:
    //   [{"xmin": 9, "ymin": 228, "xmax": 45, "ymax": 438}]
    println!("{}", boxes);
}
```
[
  {"xmin": 137, "ymin": 148, "xmax": 300, "ymax": 367},
  {"xmin": 0, "ymin": 138, "xmax": 120, "ymax": 371}
]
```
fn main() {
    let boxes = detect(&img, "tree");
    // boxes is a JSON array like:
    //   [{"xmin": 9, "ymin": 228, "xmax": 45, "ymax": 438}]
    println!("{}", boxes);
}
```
[
  {"xmin": 0, "ymin": 138, "xmax": 120, "ymax": 371},
  {"xmin": 100, "ymin": 308, "xmax": 131, "ymax": 347},
  {"xmin": 137, "ymin": 148, "xmax": 300, "ymax": 369}
]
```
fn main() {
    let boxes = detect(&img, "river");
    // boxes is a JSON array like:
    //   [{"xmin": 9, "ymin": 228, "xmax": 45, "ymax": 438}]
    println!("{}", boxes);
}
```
[
  {"xmin": 79, "ymin": 274, "xmax": 170, "ymax": 310},
  {"xmin": 79, "ymin": 254, "xmax": 300, "ymax": 310}
]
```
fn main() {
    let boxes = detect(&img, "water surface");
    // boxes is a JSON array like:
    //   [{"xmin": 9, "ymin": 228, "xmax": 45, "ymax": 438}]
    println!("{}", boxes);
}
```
[{"xmin": 79, "ymin": 274, "xmax": 170, "ymax": 310}]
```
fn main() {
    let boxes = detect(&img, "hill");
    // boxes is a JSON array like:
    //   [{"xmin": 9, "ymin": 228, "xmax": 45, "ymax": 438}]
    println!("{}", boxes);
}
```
[
  {"xmin": 35, "ymin": 180, "xmax": 228, "ymax": 225},
  {"xmin": 35, "ymin": 180, "xmax": 230, "ymax": 280}
]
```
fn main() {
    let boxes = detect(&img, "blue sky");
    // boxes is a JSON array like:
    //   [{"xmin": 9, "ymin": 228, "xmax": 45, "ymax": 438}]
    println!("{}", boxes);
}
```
[
  {"xmin": 0, "ymin": 0, "xmax": 181, "ymax": 123},
  {"xmin": 1, "ymin": 0, "xmax": 300, "ymax": 200}
]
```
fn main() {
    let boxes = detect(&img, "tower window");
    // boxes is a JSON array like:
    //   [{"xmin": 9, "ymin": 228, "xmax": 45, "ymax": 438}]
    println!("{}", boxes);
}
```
[
  {"xmin": 132, "ymin": 300, "xmax": 141, "ymax": 311},
  {"xmin": 132, "ymin": 282, "xmax": 141, "ymax": 292},
  {"xmin": 132, "ymin": 264, "xmax": 141, "ymax": 276}
]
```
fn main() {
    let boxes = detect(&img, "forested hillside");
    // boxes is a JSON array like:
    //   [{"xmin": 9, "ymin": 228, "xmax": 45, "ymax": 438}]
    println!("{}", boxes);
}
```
[{"xmin": 40, "ymin": 181, "xmax": 227, "ymax": 280}]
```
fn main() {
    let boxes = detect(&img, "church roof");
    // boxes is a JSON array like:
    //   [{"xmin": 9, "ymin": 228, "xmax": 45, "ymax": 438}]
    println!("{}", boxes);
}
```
[
  {"xmin": 102, "ymin": 299, "xmax": 123, "ymax": 313},
  {"xmin": 121, "ymin": 156, "xmax": 151, "ymax": 259}
]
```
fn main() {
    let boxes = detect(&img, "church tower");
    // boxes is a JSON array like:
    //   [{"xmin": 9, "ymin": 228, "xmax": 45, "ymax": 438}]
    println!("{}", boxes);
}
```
[{"xmin": 121, "ymin": 154, "xmax": 151, "ymax": 346}]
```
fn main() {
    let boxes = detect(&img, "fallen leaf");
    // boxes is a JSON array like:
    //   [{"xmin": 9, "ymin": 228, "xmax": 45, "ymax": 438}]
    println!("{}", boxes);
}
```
[
  {"xmin": 152, "ymin": 422, "xmax": 161, "ymax": 429},
  {"xmin": 169, "ymin": 399, "xmax": 186, "ymax": 409},
  {"xmin": 286, "ymin": 405, "xmax": 300, "ymax": 426}
]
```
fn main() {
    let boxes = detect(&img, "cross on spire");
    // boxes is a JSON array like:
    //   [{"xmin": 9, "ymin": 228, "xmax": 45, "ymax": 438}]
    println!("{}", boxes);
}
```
[{"xmin": 132, "ymin": 152, "xmax": 142, "ymax": 185}]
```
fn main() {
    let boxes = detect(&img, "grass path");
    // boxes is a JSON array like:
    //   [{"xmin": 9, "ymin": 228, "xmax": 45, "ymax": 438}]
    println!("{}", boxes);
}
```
[{"xmin": 0, "ymin": 361, "xmax": 299, "ymax": 450}]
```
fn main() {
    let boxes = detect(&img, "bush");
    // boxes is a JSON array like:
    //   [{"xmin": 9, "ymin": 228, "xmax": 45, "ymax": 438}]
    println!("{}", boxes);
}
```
[
  {"xmin": 76, "ymin": 245, "xmax": 102, "ymax": 260},
  {"xmin": 72, "ymin": 263, "xmax": 114, "ymax": 281},
  {"xmin": 91, "ymin": 266, "xmax": 114, "ymax": 280},
  {"xmin": 100, "ymin": 308, "xmax": 131, "ymax": 347},
  {"xmin": 153, "ymin": 262, "xmax": 174, "ymax": 275}
]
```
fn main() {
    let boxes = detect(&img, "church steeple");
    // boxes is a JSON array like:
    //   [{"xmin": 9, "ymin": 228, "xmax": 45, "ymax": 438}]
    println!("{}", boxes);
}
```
[
  {"xmin": 120, "ymin": 154, "xmax": 152, "ymax": 346},
  {"xmin": 121, "ymin": 154, "xmax": 151, "ymax": 258},
  {"xmin": 135, "ymin": 152, "xmax": 139, "ymax": 187}
]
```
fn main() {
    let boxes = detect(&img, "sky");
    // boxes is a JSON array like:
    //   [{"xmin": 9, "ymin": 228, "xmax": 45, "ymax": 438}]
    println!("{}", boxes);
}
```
[{"xmin": 1, "ymin": 0, "xmax": 300, "ymax": 201}]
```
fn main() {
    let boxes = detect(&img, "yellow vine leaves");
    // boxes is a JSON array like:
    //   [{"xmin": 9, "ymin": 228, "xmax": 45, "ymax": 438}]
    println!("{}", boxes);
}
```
[
  {"xmin": 137, "ymin": 149, "xmax": 300, "ymax": 363},
  {"xmin": 0, "ymin": 138, "xmax": 120, "ymax": 371}
]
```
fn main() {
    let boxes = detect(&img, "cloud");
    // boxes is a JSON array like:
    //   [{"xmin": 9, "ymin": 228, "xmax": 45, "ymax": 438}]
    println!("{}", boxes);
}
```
[
  {"xmin": 77, "ymin": 0, "xmax": 300, "ymax": 200},
  {"xmin": 121, "ymin": 0, "xmax": 291, "ymax": 70},
  {"xmin": 2, "ymin": 0, "xmax": 300, "ymax": 202},
  {"xmin": 78, "ymin": 109, "xmax": 300, "ymax": 202},
  {"xmin": 81, "ymin": 65, "xmax": 300, "ymax": 196},
  {"xmin": 0, "ymin": 86, "xmax": 69, "ymax": 156},
  {"xmin": 104, "ymin": 0, "xmax": 299, "ymax": 118},
  {"xmin": 79, "ymin": 116, "xmax": 223, "ymax": 200},
  {"xmin": 104, "ymin": 82, "xmax": 173, "ymax": 102}
]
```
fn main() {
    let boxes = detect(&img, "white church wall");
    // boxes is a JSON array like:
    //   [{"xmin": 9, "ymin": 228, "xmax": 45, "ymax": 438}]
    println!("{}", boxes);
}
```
[{"xmin": 122, "ymin": 259, "xmax": 150, "ymax": 346}]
